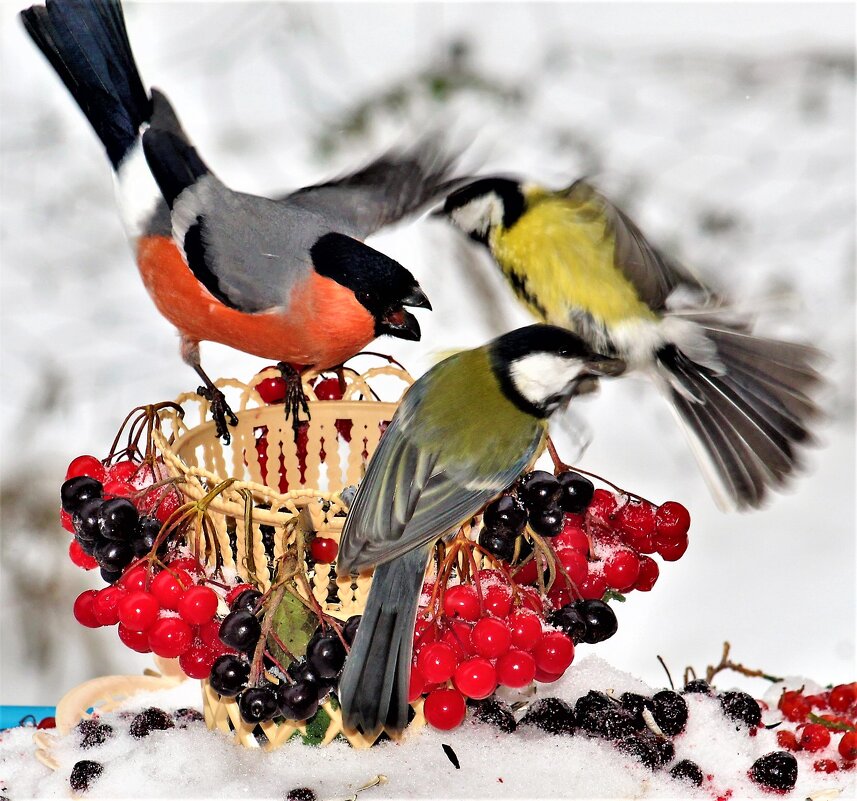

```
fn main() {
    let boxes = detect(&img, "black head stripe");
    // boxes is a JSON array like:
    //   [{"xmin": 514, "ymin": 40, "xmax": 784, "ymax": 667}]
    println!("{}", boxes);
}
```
[{"xmin": 443, "ymin": 177, "xmax": 526, "ymax": 228}]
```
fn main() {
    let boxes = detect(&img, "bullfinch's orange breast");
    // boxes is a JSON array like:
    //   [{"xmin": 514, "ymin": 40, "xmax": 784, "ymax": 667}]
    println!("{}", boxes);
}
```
[{"xmin": 136, "ymin": 235, "xmax": 376, "ymax": 369}]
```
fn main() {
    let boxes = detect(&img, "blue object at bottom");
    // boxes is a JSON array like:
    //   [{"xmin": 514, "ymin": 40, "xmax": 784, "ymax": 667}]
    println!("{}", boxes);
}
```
[{"xmin": 0, "ymin": 705, "xmax": 57, "ymax": 730}]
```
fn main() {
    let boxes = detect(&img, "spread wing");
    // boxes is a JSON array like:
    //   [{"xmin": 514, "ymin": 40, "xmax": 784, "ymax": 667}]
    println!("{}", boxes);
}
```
[
  {"xmin": 563, "ymin": 180, "xmax": 715, "ymax": 312},
  {"xmin": 281, "ymin": 138, "xmax": 467, "ymax": 240},
  {"xmin": 338, "ymin": 376, "xmax": 543, "ymax": 574}
]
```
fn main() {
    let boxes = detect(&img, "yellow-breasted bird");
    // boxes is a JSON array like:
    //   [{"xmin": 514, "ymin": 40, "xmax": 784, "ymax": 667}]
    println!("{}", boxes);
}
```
[
  {"xmin": 438, "ymin": 177, "xmax": 824, "ymax": 511},
  {"xmin": 337, "ymin": 324, "xmax": 625, "ymax": 736}
]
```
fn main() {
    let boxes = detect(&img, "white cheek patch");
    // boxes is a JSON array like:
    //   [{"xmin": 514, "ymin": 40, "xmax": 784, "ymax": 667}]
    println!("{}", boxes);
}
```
[
  {"xmin": 510, "ymin": 352, "xmax": 583, "ymax": 408},
  {"xmin": 450, "ymin": 192, "xmax": 504, "ymax": 236},
  {"xmin": 113, "ymin": 139, "xmax": 161, "ymax": 243}
]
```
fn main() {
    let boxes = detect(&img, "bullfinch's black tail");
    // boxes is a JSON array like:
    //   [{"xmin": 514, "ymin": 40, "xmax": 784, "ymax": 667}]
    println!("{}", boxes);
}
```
[
  {"xmin": 337, "ymin": 547, "xmax": 429, "ymax": 738},
  {"xmin": 21, "ymin": 0, "xmax": 150, "ymax": 168},
  {"xmin": 656, "ymin": 323, "xmax": 824, "ymax": 511}
]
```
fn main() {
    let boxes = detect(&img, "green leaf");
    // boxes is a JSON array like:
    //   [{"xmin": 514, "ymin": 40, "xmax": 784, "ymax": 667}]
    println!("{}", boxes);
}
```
[
  {"xmin": 808, "ymin": 712, "xmax": 857, "ymax": 732},
  {"xmin": 268, "ymin": 591, "xmax": 317, "ymax": 666},
  {"xmin": 602, "ymin": 590, "xmax": 626, "ymax": 603},
  {"xmin": 301, "ymin": 705, "xmax": 331, "ymax": 746}
]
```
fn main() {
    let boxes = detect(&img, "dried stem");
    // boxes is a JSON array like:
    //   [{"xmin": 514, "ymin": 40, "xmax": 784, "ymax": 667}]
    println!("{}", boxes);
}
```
[
  {"xmin": 249, "ymin": 583, "xmax": 286, "ymax": 686},
  {"xmin": 702, "ymin": 641, "xmax": 784, "ymax": 686}
]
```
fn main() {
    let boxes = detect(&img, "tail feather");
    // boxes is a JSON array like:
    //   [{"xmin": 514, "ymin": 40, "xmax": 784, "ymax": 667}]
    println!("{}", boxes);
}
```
[
  {"xmin": 656, "ymin": 325, "xmax": 824, "ymax": 510},
  {"xmin": 338, "ymin": 548, "xmax": 429, "ymax": 737},
  {"xmin": 21, "ymin": 0, "xmax": 150, "ymax": 168}
]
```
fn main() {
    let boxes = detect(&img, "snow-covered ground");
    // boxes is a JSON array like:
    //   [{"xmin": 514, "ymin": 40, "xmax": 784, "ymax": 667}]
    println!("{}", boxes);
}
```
[{"xmin": 0, "ymin": 0, "xmax": 854, "ymax": 734}]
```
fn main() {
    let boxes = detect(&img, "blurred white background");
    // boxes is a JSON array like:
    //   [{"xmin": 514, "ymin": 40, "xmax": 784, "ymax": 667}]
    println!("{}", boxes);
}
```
[{"xmin": 1, "ymin": 1, "xmax": 854, "ymax": 705}]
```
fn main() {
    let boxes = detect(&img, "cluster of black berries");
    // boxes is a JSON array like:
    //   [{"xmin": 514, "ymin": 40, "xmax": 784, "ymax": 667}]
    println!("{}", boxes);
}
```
[
  {"xmin": 548, "ymin": 598, "xmax": 618, "ymax": 644},
  {"xmin": 210, "ymin": 601, "xmax": 360, "ymax": 726},
  {"xmin": 61, "ymin": 476, "xmax": 162, "ymax": 582},
  {"xmin": 478, "ymin": 470, "xmax": 594, "ymax": 561}
]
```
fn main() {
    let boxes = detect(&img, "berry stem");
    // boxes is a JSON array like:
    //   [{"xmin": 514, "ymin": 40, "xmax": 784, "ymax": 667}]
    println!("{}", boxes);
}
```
[
  {"xmin": 702, "ymin": 641, "xmax": 784, "ymax": 686},
  {"xmin": 249, "ymin": 583, "xmax": 285, "ymax": 687}
]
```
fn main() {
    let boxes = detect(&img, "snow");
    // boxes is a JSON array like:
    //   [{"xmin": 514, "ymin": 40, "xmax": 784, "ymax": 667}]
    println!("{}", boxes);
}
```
[
  {"xmin": 2, "ymin": 656, "xmax": 854, "ymax": 800},
  {"xmin": 0, "ymin": 0, "xmax": 854, "ymax": 760}
]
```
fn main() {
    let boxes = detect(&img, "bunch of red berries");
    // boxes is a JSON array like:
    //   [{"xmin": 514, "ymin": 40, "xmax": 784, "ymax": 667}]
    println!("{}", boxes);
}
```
[
  {"xmin": 774, "ymin": 685, "xmax": 857, "ymax": 772},
  {"xmin": 409, "ymin": 569, "xmax": 578, "ymax": 730},
  {"xmin": 60, "ymin": 454, "xmax": 182, "ymax": 583}
]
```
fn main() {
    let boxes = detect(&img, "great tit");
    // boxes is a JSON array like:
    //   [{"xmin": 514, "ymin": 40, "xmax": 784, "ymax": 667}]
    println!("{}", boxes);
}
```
[
  {"xmin": 21, "ymin": 0, "xmax": 452, "ymax": 440},
  {"xmin": 337, "ymin": 324, "xmax": 625, "ymax": 736},
  {"xmin": 438, "ymin": 177, "xmax": 824, "ymax": 511}
]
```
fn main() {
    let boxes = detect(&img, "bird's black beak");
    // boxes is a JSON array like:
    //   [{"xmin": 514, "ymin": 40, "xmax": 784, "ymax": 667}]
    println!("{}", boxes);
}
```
[
  {"xmin": 584, "ymin": 355, "xmax": 627, "ymax": 378},
  {"xmin": 400, "ymin": 285, "xmax": 432, "ymax": 311},
  {"xmin": 379, "ymin": 308, "xmax": 421, "ymax": 341},
  {"xmin": 429, "ymin": 206, "xmax": 447, "ymax": 219}
]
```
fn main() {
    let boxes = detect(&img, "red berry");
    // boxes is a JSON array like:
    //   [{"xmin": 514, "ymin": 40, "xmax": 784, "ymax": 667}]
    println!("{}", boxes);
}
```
[
  {"xmin": 518, "ymin": 587, "xmax": 543, "ymax": 614},
  {"xmin": 453, "ymin": 658, "xmax": 497, "ymax": 700},
  {"xmin": 799, "ymin": 723, "xmax": 831, "ymax": 752},
  {"xmin": 178, "ymin": 585, "xmax": 219, "ymax": 625},
  {"xmin": 255, "ymin": 367, "xmax": 288, "ymax": 404},
  {"xmin": 313, "ymin": 377, "xmax": 344, "ymax": 401},
  {"xmin": 168, "ymin": 556, "xmax": 202, "ymax": 575},
  {"xmin": 226, "ymin": 583, "xmax": 255, "ymax": 606},
  {"xmin": 633, "ymin": 556, "xmax": 660, "ymax": 592},
  {"xmin": 556, "ymin": 548, "xmax": 589, "ymax": 585},
  {"xmin": 513, "ymin": 559, "xmax": 540, "ymax": 586},
  {"xmin": 776, "ymin": 730, "xmax": 799, "ymax": 751},
  {"xmin": 603, "ymin": 549, "xmax": 641, "ymax": 592},
  {"xmin": 68, "ymin": 539, "xmax": 98, "ymax": 570},
  {"xmin": 417, "ymin": 641, "xmax": 459, "ymax": 684},
  {"xmin": 178, "ymin": 643, "xmax": 216, "ymax": 679},
  {"xmin": 533, "ymin": 631, "xmax": 574, "ymax": 674},
  {"xmin": 73, "ymin": 590, "xmax": 101, "ymax": 628},
  {"xmin": 830, "ymin": 684, "xmax": 855, "ymax": 713},
  {"xmin": 587, "ymin": 489, "xmax": 618, "ymax": 525},
  {"xmin": 147, "ymin": 488, "xmax": 183, "ymax": 524},
  {"xmin": 310, "ymin": 537, "xmax": 338, "ymax": 564},
  {"xmin": 839, "ymin": 731, "xmax": 857, "ymax": 761},
  {"xmin": 408, "ymin": 666, "xmax": 426, "ymax": 703},
  {"xmin": 534, "ymin": 666, "xmax": 564, "ymax": 683},
  {"xmin": 495, "ymin": 649, "xmax": 537, "ymax": 688},
  {"xmin": 119, "ymin": 564, "xmax": 149, "ymax": 593},
  {"xmin": 616, "ymin": 501, "xmax": 656, "ymax": 552},
  {"xmin": 108, "ymin": 460, "xmax": 140, "ymax": 484},
  {"xmin": 483, "ymin": 585, "xmax": 513, "ymax": 618},
  {"xmin": 66, "ymin": 455, "xmax": 107, "ymax": 481},
  {"xmin": 577, "ymin": 569, "xmax": 607, "ymax": 600},
  {"xmin": 443, "ymin": 584, "xmax": 481, "ymax": 621},
  {"xmin": 61, "ymin": 509, "xmax": 76, "ymax": 533},
  {"xmin": 470, "ymin": 618, "xmax": 512, "ymax": 659},
  {"xmin": 806, "ymin": 693, "xmax": 828, "ymax": 710},
  {"xmin": 150, "ymin": 569, "xmax": 193, "ymax": 611},
  {"xmin": 92, "ymin": 586, "xmax": 127, "ymax": 626},
  {"xmin": 813, "ymin": 759, "xmax": 838, "ymax": 774},
  {"xmin": 36, "ymin": 716, "xmax": 56, "ymax": 730},
  {"xmin": 547, "ymin": 583, "xmax": 573, "ymax": 610},
  {"xmin": 441, "ymin": 620, "xmax": 475, "ymax": 661},
  {"xmin": 102, "ymin": 479, "xmax": 135, "ymax": 499},
  {"xmin": 117, "ymin": 623, "xmax": 153, "ymax": 653},
  {"xmin": 118, "ymin": 591, "xmax": 160, "ymax": 631},
  {"xmin": 148, "ymin": 617, "xmax": 193, "ymax": 658},
  {"xmin": 198, "ymin": 619, "xmax": 223, "ymax": 650},
  {"xmin": 554, "ymin": 521, "xmax": 589, "ymax": 554},
  {"xmin": 655, "ymin": 501, "xmax": 690, "ymax": 537},
  {"xmin": 413, "ymin": 617, "xmax": 437, "ymax": 652},
  {"xmin": 423, "ymin": 688, "xmax": 466, "ymax": 730},
  {"xmin": 779, "ymin": 690, "xmax": 812, "ymax": 722},
  {"xmin": 508, "ymin": 610, "xmax": 543, "ymax": 651},
  {"xmin": 655, "ymin": 533, "xmax": 689, "ymax": 562}
]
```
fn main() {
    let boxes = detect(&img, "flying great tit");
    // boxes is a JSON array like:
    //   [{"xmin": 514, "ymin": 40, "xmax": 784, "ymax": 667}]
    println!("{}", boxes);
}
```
[
  {"xmin": 337, "ymin": 324, "xmax": 625, "ymax": 737},
  {"xmin": 21, "ymin": 0, "xmax": 451, "ymax": 440},
  {"xmin": 438, "ymin": 177, "xmax": 824, "ymax": 511}
]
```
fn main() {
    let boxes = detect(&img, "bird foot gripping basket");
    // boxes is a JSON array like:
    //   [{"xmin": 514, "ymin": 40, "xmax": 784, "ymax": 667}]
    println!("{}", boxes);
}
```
[{"xmin": 57, "ymin": 360, "xmax": 426, "ymax": 752}]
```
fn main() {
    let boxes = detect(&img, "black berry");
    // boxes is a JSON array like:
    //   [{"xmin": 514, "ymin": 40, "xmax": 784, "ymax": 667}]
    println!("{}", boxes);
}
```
[
  {"xmin": 174, "ymin": 708, "xmax": 205, "ymax": 726},
  {"xmin": 278, "ymin": 679, "xmax": 320, "ymax": 721},
  {"xmin": 98, "ymin": 498, "xmax": 139, "ymax": 540},
  {"xmin": 230, "ymin": 589, "xmax": 263, "ymax": 614},
  {"xmin": 74, "ymin": 499, "xmax": 105, "ymax": 542},
  {"xmin": 77, "ymin": 719, "xmax": 113, "ymax": 749},
  {"xmin": 100, "ymin": 567, "xmax": 123, "ymax": 584},
  {"xmin": 209, "ymin": 654, "xmax": 250, "ymax": 697},
  {"xmin": 482, "ymin": 496, "xmax": 527, "ymax": 535},
  {"xmin": 670, "ymin": 759, "xmax": 704, "ymax": 786},
  {"xmin": 306, "ymin": 632, "xmax": 346, "ymax": 679},
  {"xmin": 95, "ymin": 539, "xmax": 133, "ymax": 573},
  {"xmin": 652, "ymin": 690, "xmax": 688, "ymax": 736},
  {"xmin": 518, "ymin": 471, "xmax": 562, "ymax": 511},
  {"xmin": 62, "ymin": 476, "xmax": 103, "ymax": 515},
  {"xmin": 219, "ymin": 610, "xmax": 262, "ymax": 652},
  {"xmin": 286, "ymin": 789, "xmax": 317, "ymax": 801},
  {"xmin": 520, "ymin": 697, "xmax": 575, "ymax": 735},
  {"xmin": 528, "ymin": 504, "xmax": 565, "ymax": 537},
  {"xmin": 576, "ymin": 599, "xmax": 618, "ymax": 644},
  {"xmin": 574, "ymin": 691, "xmax": 636, "ymax": 740},
  {"xmin": 473, "ymin": 698, "xmax": 516, "ymax": 733},
  {"xmin": 478, "ymin": 527, "xmax": 516, "ymax": 563},
  {"xmin": 719, "ymin": 690, "xmax": 761, "ymax": 728},
  {"xmin": 682, "ymin": 678, "xmax": 712, "ymax": 695},
  {"xmin": 132, "ymin": 515, "xmax": 166, "ymax": 558},
  {"xmin": 288, "ymin": 660, "xmax": 336, "ymax": 701},
  {"xmin": 616, "ymin": 731, "xmax": 672, "ymax": 769},
  {"xmin": 129, "ymin": 707, "xmax": 174, "ymax": 738},
  {"xmin": 749, "ymin": 751, "xmax": 798, "ymax": 792},
  {"xmin": 619, "ymin": 692, "xmax": 655, "ymax": 730},
  {"xmin": 548, "ymin": 604, "xmax": 588, "ymax": 644},
  {"xmin": 69, "ymin": 760, "xmax": 103, "ymax": 792},
  {"xmin": 238, "ymin": 685, "xmax": 280, "ymax": 724},
  {"xmin": 342, "ymin": 615, "xmax": 361, "ymax": 645},
  {"xmin": 557, "ymin": 471, "xmax": 594, "ymax": 513}
]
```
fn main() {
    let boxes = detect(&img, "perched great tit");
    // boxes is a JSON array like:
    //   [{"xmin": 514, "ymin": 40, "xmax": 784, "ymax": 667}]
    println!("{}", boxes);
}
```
[
  {"xmin": 438, "ymin": 177, "xmax": 824, "ymax": 511},
  {"xmin": 337, "ymin": 324, "xmax": 625, "ymax": 737},
  {"xmin": 21, "ymin": 0, "xmax": 451, "ymax": 440}
]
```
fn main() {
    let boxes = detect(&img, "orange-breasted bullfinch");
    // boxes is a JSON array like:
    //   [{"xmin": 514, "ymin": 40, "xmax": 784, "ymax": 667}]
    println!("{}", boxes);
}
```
[{"xmin": 22, "ymin": 0, "xmax": 454, "ymax": 441}]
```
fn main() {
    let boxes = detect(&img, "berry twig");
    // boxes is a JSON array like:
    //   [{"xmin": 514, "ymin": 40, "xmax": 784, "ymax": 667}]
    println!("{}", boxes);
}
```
[
  {"xmin": 701, "ymin": 641, "xmax": 784, "ymax": 686},
  {"xmin": 249, "ymin": 583, "xmax": 286, "ymax": 687}
]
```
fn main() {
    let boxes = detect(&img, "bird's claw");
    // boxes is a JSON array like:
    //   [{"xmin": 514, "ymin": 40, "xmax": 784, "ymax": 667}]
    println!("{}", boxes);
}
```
[
  {"xmin": 277, "ymin": 362, "xmax": 311, "ymax": 440},
  {"xmin": 198, "ymin": 384, "xmax": 238, "ymax": 445}
]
